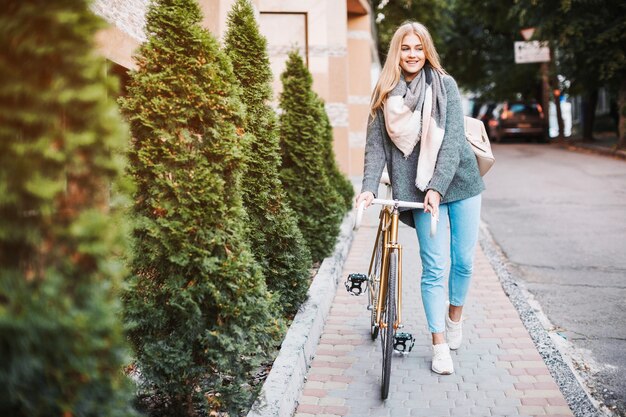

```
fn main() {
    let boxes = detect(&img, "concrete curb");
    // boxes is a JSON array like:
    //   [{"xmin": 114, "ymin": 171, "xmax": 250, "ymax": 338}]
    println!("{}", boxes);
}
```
[
  {"xmin": 478, "ymin": 221, "xmax": 607, "ymax": 417},
  {"xmin": 552, "ymin": 141, "xmax": 626, "ymax": 161},
  {"xmin": 247, "ymin": 213, "xmax": 355, "ymax": 417}
]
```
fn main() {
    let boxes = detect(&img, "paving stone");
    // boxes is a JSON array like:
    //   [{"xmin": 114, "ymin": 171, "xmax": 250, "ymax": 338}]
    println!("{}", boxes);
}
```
[
  {"xmin": 469, "ymin": 406, "xmax": 492, "ymax": 416},
  {"xmin": 296, "ymin": 404, "xmax": 324, "ymax": 414},
  {"xmin": 322, "ymin": 405, "xmax": 349, "ymax": 415},
  {"xmin": 490, "ymin": 405, "xmax": 521, "ymax": 415},
  {"xmin": 410, "ymin": 406, "xmax": 451, "ymax": 416},
  {"xmin": 521, "ymin": 397, "xmax": 549, "ymax": 406},
  {"xmin": 447, "ymin": 407, "xmax": 473, "ymax": 416},
  {"xmin": 457, "ymin": 382, "xmax": 478, "ymax": 391},
  {"xmin": 318, "ymin": 397, "xmax": 345, "ymax": 406},
  {"xmin": 472, "ymin": 397, "xmax": 496, "ymax": 408},
  {"xmin": 410, "ymin": 390, "xmax": 447, "ymax": 401},
  {"xmin": 466, "ymin": 390, "xmax": 487, "ymax": 400},
  {"xmin": 495, "ymin": 397, "xmax": 522, "ymax": 407},
  {"xmin": 429, "ymin": 398, "xmax": 454, "ymax": 408},
  {"xmin": 445, "ymin": 390, "xmax": 467, "ymax": 401},
  {"xmin": 518, "ymin": 405, "xmax": 548, "ymax": 415},
  {"xmin": 299, "ymin": 396, "xmax": 320, "ymax": 405},
  {"xmin": 484, "ymin": 390, "xmax": 506, "ymax": 399},
  {"xmin": 322, "ymin": 381, "xmax": 349, "ymax": 390},
  {"xmin": 544, "ymin": 405, "xmax": 574, "ymax": 415}
]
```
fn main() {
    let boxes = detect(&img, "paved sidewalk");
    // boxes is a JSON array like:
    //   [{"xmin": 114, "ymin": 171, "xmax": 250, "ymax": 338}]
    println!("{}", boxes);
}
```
[{"xmin": 294, "ymin": 207, "xmax": 574, "ymax": 417}]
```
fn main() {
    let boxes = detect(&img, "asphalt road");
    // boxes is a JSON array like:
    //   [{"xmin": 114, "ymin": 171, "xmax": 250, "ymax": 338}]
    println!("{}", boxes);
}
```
[{"xmin": 481, "ymin": 143, "xmax": 626, "ymax": 415}]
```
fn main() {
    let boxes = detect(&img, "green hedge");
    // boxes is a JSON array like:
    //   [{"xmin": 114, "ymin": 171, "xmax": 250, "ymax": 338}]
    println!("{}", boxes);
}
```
[
  {"xmin": 224, "ymin": 0, "xmax": 312, "ymax": 316},
  {"xmin": 118, "ymin": 0, "xmax": 284, "ymax": 414},
  {"xmin": 313, "ymin": 95, "xmax": 355, "ymax": 211},
  {"xmin": 0, "ymin": 1, "xmax": 139, "ymax": 416},
  {"xmin": 279, "ymin": 52, "xmax": 345, "ymax": 262}
]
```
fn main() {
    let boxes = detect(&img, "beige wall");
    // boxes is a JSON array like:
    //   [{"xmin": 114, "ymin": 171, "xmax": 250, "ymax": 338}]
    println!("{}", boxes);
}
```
[
  {"xmin": 258, "ymin": 0, "xmax": 371, "ymax": 175},
  {"xmin": 347, "ymin": 12, "xmax": 374, "ymax": 176},
  {"xmin": 92, "ymin": 0, "xmax": 374, "ymax": 176}
]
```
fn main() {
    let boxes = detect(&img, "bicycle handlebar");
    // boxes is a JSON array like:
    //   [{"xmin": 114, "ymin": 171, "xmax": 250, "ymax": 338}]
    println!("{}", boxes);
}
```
[{"xmin": 354, "ymin": 199, "xmax": 438, "ymax": 237}]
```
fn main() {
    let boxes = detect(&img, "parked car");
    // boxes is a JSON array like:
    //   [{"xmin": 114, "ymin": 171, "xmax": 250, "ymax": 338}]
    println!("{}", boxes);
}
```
[
  {"xmin": 474, "ymin": 102, "xmax": 497, "ymax": 139},
  {"xmin": 487, "ymin": 101, "xmax": 547, "ymax": 143}
]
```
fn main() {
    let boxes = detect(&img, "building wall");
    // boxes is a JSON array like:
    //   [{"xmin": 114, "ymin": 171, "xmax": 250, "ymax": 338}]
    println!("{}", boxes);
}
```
[
  {"xmin": 347, "ymin": 10, "xmax": 375, "ymax": 176},
  {"xmin": 91, "ymin": 0, "xmax": 374, "ymax": 176}
]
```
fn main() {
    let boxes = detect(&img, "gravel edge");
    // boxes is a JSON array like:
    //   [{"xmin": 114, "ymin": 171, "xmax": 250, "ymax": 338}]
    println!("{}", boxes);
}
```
[
  {"xmin": 479, "ymin": 221, "xmax": 608, "ymax": 417},
  {"xmin": 247, "ymin": 213, "xmax": 355, "ymax": 417}
]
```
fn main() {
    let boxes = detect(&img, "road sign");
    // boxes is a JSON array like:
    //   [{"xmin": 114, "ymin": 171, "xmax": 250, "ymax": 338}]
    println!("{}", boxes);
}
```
[
  {"xmin": 514, "ymin": 41, "xmax": 550, "ymax": 64},
  {"xmin": 520, "ymin": 27, "xmax": 535, "ymax": 41}
]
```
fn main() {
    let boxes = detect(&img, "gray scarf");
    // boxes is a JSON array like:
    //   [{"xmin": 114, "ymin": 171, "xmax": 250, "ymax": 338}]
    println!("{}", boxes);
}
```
[{"xmin": 383, "ymin": 66, "xmax": 447, "ymax": 190}]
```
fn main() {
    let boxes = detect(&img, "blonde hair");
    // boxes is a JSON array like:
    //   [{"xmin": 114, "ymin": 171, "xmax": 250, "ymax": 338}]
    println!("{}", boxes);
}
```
[{"xmin": 370, "ymin": 22, "xmax": 446, "ymax": 117}]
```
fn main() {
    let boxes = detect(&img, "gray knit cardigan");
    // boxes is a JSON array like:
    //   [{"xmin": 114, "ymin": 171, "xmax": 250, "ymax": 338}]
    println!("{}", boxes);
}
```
[{"xmin": 361, "ymin": 75, "xmax": 484, "ymax": 227}]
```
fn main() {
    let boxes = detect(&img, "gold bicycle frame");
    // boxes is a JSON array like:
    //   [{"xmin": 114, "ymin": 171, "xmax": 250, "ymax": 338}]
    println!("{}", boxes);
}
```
[{"xmin": 368, "ymin": 203, "xmax": 403, "ymax": 331}]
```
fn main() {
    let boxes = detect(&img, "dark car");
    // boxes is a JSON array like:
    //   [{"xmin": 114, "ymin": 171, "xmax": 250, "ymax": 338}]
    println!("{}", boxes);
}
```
[
  {"xmin": 475, "ymin": 102, "xmax": 497, "ymax": 127},
  {"xmin": 487, "ymin": 101, "xmax": 547, "ymax": 143}
]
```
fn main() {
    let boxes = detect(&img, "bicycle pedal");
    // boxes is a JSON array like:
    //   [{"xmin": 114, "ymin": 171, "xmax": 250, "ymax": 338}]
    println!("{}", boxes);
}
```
[
  {"xmin": 344, "ymin": 273, "xmax": 367, "ymax": 296},
  {"xmin": 393, "ymin": 332, "xmax": 415, "ymax": 353}
]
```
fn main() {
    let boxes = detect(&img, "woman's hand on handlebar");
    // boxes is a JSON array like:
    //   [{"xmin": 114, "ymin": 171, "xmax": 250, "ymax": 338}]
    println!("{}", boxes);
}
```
[
  {"xmin": 356, "ymin": 191, "xmax": 375, "ymax": 209},
  {"xmin": 424, "ymin": 189, "xmax": 441, "ymax": 217}
]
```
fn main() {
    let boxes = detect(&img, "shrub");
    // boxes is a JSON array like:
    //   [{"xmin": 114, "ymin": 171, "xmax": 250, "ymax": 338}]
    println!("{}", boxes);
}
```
[
  {"xmin": 0, "ymin": 1, "xmax": 139, "ymax": 416},
  {"xmin": 118, "ymin": 0, "xmax": 284, "ymax": 414},
  {"xmin": 224, "ymin": 0, "xmax": 312, "ymax": 316},
  {"xmin": 313, "ymin": 95, "xmax": 355, "ymax": 211},
  {"xmin": 278, "ymin": 51, "xmax": 344, "ymax": 262}
]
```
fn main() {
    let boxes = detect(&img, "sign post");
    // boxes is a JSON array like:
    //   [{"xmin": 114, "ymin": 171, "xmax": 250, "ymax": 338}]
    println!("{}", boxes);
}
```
[
  {"xmin": 515, "ymin": 28, "xmax": 551, "ymax": 140},
  {"xmin": 520, "ymin": 27, "xmax": 535, "ymax": 41}
]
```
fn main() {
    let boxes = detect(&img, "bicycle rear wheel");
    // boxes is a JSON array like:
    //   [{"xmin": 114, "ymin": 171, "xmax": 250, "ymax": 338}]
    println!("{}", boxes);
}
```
[
  {"xmin": 368, "ymin": 230, "xmax": 383, "ymax": 340},
  {"xmin": 380, "ymin": 250, "xmax": 397, "ymax": 400}
]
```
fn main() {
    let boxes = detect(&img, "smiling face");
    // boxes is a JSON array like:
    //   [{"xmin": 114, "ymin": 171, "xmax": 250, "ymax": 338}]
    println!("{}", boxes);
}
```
[{"xmin": 399, "ymin": 33, "xmax": 426, "ymax": 81}]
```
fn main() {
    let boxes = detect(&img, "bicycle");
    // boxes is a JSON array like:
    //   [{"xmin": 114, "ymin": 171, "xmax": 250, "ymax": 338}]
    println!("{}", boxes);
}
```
[{"xmin": 345, "ymin": 175, "xmax": 437, "ymax": 400}]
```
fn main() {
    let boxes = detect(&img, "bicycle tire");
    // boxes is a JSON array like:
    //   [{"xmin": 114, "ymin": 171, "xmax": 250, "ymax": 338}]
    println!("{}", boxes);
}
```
[
  {"xmin": 368, "ymin": 231, "xmax": 383, "ymax": 340},
  {"xmin": 381, "ymin": 250, "xmax": 397, "ymax": 400}
]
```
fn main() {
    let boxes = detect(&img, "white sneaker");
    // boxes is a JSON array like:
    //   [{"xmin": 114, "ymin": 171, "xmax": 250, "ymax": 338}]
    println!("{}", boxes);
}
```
[
  {"xmin": 446, "ymin": 314, "xmax": 463, "ymax": 350},
  {"xmin": 431, "ymin": 343, "xmax": 454, "ymax": 375}
]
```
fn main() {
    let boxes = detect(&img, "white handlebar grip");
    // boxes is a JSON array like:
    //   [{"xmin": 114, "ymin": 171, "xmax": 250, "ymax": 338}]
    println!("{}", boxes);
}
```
[
  {"xmin": 354, "ymin": 201, "xmax": 365, "ymax": 230},
  {"xmin": 429, "ymin": 212, "xmax": 438, "ymax": 237}
]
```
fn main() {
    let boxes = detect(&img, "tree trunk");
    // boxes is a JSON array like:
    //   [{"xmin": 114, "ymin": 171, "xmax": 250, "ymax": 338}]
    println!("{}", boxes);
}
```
[
  {"xmin": 616, "ymin": 78, "xmax": 626, "ymax": 150},
  {"xmin": 582, "ymin": 89, "xmax": 598, "ymax": 142}
]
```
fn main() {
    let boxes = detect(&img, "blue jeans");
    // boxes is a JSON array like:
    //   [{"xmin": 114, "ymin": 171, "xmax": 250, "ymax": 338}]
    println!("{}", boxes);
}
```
[{"xmin": 412, "ymin": 194, "xmax": 482, "ymax": 333}]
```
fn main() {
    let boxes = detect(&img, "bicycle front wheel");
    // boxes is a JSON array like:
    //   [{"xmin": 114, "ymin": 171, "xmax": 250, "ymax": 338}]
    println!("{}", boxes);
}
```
[{"xmin": 380, "ymin": 250, "xmax": 397, "ymax": 400}]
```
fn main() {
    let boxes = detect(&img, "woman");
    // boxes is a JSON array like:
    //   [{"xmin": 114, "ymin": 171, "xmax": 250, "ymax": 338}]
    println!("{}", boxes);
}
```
[{"xmin": 356, "ymin": 22, "xmax": 484, "ymax": 375}]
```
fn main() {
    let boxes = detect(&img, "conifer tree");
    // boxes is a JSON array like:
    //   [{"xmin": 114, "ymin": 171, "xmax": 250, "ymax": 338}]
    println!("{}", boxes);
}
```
[
  {"xmin": 224, "ymin": 0, "xmax": 312, "ymax": 316},
  {"xmin": 118, "ymin": 0, "xmax": 283, "ymax": 414},
  {"xmin": 313, "ymin": 95, "xmax": 355, "ymax": 211},
  {"xmin": 279, "ymin": 51, "xmax": 344, "ymax": 262},
  {"xmin": 0, "ymin": 1, "xmax": 138, "ymax": 416}
]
